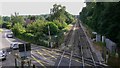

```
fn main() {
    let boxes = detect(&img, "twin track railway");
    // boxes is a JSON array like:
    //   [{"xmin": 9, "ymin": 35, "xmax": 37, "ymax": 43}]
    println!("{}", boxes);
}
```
[{"xmin": 55, "ymin": 20, "xmax": 107, "ymax": 68}]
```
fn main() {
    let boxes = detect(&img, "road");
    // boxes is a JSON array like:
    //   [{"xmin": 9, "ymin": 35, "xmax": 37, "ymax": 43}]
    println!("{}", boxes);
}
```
[
  {"xmin": 0, "ymin": 29, "xmax": 15, "ymax": 67},
  {"xmin": 0, "ymin": 28, "xmax": 58, "ymax": 67}
]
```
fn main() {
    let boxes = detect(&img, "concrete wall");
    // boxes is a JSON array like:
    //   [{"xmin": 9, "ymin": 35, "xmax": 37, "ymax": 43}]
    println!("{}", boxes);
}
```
[
  {"xmin": 105, "ymin": 38, "xmax": 116, "ymax": 53},
  {"xmin": 102, "ymin": 36, "xmax": 105, "ymax": 43},
  {"xmin": 92, "ymin": 32, "xmax": 116, "ymax": 54},
  {"xmin": 96, "ymin": 34, "xmax": 101, "ymax": 42}
]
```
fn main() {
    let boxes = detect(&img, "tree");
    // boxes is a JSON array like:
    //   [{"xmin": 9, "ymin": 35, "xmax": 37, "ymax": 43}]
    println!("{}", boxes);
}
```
[
  {"xmin": 79, "ymin": 2, "xmax": 120, "ymax": 48},
  {"xmin": 47, "ymin": 4, "xmax": 74, "ymax": 25},
  {"xmin": 2, "ymin": 16, "xmax": 10, "ymax": 22},
  {"xmin": 26, "ymin": 19, "xmax": 45, "ymax": 34},
  {"xmin": 11, "ymin": 12, "xmax": 25, "ymax": 27},
  {"xmin": 12, "ymin": 23, "xmax": 26, "ymax": 36},
  {"xmin": 53, "ymin": 20, "xmax": 62, "ymax": 29},
  {"xmin": 43, "ymin": 22, "xmax": 59, "ymax": 35},
  {"xmin": 9, "ymin": 4, "xmax": 75, "ymax": 48},
  {"xmin": 0, "ymin": 16, "xmax": 2, "ymax": 27}
]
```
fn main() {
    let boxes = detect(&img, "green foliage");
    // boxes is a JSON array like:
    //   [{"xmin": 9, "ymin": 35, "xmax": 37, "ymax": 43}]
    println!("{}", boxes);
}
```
[
  {"xmin": 12, "ymin": 23, "xmax": 26, "ymax": 36},
  {"xmin": 2, "ymin": 21, "xmax": 11, "ymax": 29},
  {"xmin": 53, "ymin": 20, "xmax": 67, "ymax": 29},
  {"xmin": 26, "ymin": 19, "xmax": 45, "ymax": 34},
  {"xmin": 28, "ymin": 15, "xmax": 36, "ymax": 20},
  {"xmin": 7, "ymin": 4, "xmax": 74, "ymax": 48},
  {"xmin": 43, "ymin": 22, "xmax": 59, "ymax": 35},
  {"xmin": 6, "ymin": 22, "xmax": 12, "ymax": 29},
  {"xmin": 79, "ymin": 2, "xmax": 120, "ymax": 48},
  {"xmin": 36, "ymin": 16, "xmax": 45, "ymax": 21},
  {"xmin": 47, "ymin": 4, "xmax": 75, "ymax": 25},
  {"xmin": 65, "ymin": 12, "xmax": 75, "ymax": 24},
  {"xmin": 2, "ymin": 16, "xmax": 10, "ymax": 22},
  {"xmin": 0, "ymin": 16, "xmax": 2, "ymax": 27},
  {"xmin": 11, "ymin": 12, "xmax": 25, "ymax": 27},
  {"xmin": 1, "ymin": 16, "xmax": 11, "ymax": 28}
]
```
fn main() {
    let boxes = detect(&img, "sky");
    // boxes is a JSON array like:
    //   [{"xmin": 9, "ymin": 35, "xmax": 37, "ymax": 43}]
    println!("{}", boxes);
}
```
[{"xmin": 0, "ymin": 2, "xmax": 86, "ymax": 16}]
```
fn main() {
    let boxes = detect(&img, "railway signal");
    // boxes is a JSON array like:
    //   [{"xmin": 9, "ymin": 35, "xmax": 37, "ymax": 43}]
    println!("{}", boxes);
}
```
[{"xmin": 13, "ymin": 43, "xmax": 31, "ymax": 67}]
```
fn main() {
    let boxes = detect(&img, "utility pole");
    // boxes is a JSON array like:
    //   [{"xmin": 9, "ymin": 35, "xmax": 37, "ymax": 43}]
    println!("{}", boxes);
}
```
[
  {"xmin": 48, "ymin": 8, "xmax": 52, "ymax": 48},
  {"xmin": 48, "ymin": 25, "xmax": 52, "ymax": 48}
]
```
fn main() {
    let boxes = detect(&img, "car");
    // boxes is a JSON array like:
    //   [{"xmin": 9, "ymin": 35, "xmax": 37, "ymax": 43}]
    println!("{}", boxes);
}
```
[
  {"xmin": 10, "ymin": 42, "xmax": 19, "ymax": 50},
  {"xmin": 7, "ymin": 33, "xmax": 13, "ymax": 38},
  {"xmin": 0, "ymin": 50, "xmax": 7, "ymax": 61}
]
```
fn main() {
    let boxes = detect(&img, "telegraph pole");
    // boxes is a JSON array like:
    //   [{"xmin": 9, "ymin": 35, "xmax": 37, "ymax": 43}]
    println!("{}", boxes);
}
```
[
  {"xmin": 48, "ymin": 25, "xmax": 51, "ymax": 47},
  {"xmin": 48, "ymin": 8, "xmax": 52, "ymax": 48}
]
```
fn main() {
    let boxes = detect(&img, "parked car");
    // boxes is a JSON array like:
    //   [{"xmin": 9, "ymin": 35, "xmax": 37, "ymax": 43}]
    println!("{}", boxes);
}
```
[
  {"xmin": 7, "ymin": 33, "xmax": 13, "ymax": 38},
  {"xmin": 0, "ymin": 50, "xmax": 7, "ymax": 61},
  {"xmin": 10, "ymin": 42, "xmax": 19, "ymax": 50}
]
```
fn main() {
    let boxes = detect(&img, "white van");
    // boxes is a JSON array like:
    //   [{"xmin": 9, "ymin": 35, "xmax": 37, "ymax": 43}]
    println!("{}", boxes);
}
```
[{"xmin": 10, "ymin": 42, "xmax": 23, "ymax": 50}]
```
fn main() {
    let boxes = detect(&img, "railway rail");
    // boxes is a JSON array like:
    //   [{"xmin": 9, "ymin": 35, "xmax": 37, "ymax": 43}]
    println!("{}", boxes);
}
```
[
  {"xmin": 57, "ymin": 23, "xmax": 77, "ymax": 68},
  {"xmin": 55, "ymin": 20, "xmax": 107, "ymax": 68}
]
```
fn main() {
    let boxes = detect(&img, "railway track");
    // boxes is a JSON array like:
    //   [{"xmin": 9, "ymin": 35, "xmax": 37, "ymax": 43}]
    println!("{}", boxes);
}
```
[
  {"xmin": 77, "ymin": 20, "xmax": 108, "ymax": 68},
  {"xmin": 77, "ymin": 20, "xmax": 97, "ymax": 67},
  {"xmin": 56, "ymin": 20, "xmax": 107, "ymax": 68},
  {"xmin": 57, "ymin": 23, "xmax": 79, "ymax": 68}
]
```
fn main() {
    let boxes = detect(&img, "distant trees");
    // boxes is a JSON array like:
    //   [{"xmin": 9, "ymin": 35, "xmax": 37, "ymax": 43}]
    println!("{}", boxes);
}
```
[
  {"xmin": 51, "ymin": 4, "xmax": 66, "ymax": 22},
  {"xmin": 2, "ymin": 16, "xmax": 10, "ymax": 22},
  {"xmin": 1, "ymin": 4, "xmax": 75, "ymax": 47},
  {"xmin": 47, "ymin": 4, "xmax": 75, "ymax": 24},
  {"xmin": 11, "ymin": 12, "xmax": 25, "ymax": 27},
  {"xmin": 1, "ymin": 16, "xmax": 11, "ymax": 28},
  {"xmin": 0, "ymin": 16, "xmax": 2, "ymax": 27},
  {"xmin": 79, "ymin": 2, "xmax": 120, "ymax": 47}
]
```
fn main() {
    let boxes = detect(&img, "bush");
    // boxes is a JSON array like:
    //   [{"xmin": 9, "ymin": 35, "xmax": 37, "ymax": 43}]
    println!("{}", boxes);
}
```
[
  {"xmin": 12, "ymin": 23, "xmax": 26, "ymax": 36},
  {"xmin": 43, "ymin": 22, "xmax": 59, "ymax": 35}
]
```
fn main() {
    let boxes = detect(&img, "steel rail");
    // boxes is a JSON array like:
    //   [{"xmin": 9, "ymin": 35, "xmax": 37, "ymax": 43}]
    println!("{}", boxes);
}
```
[{"xmin": 57, "ymin": 23, "xmax": 77, "ymax": 68}]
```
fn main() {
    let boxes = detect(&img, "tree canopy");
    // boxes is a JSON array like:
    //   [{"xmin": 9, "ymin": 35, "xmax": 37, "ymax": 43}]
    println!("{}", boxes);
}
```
[
  {"xmin": 46, "ymin": 4, "xmax": 75, "ymax": 24},
  {"xmin": 11, "ymin": 12, "xmax": 25, "ymax": 26},
  {"xmin": 79, "ymin": 2, "xmax": 120, "ymax": 47}
]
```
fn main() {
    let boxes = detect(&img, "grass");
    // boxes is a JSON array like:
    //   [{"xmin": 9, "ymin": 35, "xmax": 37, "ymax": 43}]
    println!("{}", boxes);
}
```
[
  {"xmin": 107, "ymin": 55, "xmax": 120, "ymax": 68},
  {"xmin": 0, "ymin": 28, "xmax": 3, "ymax": 32},
  {"xmin": 94, "ymin": 42, "xmax": 106, "ymax": 47}
]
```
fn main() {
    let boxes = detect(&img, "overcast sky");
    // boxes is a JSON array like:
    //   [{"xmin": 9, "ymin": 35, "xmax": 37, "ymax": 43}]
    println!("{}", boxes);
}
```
[{"xmin": 0, "ymin": 2, "xmax": 86, "ymax": 16}]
